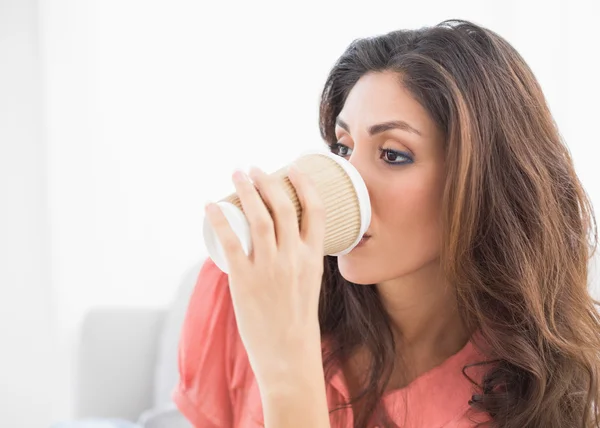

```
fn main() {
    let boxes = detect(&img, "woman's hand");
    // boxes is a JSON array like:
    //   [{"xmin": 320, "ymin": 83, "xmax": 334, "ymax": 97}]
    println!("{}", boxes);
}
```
[{"xmin": 204, "ymin": 165, "xmax": 327, "ymax": 387}]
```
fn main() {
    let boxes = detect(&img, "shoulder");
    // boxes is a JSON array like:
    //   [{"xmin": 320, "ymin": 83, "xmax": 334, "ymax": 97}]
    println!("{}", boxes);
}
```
[
  {"xmin": 178, "ymin": 258, "xmax": 236, "ymax": 359},
  {"xmin": 174, "ymin": 258, "xmax": 245, "ymax": 427}
]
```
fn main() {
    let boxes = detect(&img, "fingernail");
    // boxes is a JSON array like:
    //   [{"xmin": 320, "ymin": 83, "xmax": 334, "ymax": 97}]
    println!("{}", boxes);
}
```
[
  {"xmin": 232, "ymin": 170, "xmax": 248, "ymax": 183},
  {"xmin": 248, "ymin": 167, "xmax": 261, "ymax": 179}
]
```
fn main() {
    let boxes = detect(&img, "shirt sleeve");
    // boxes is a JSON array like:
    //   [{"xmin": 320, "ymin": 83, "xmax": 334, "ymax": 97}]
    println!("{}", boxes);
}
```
[{"xmin": 172, "ymin": 258, "xmax": 235, "ymax": 428}]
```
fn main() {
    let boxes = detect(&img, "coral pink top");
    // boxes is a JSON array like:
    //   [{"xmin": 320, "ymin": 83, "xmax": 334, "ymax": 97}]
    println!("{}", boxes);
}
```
[{"xmin": 173, "ymin": 258, "xmax": 490, "ymax": 427}]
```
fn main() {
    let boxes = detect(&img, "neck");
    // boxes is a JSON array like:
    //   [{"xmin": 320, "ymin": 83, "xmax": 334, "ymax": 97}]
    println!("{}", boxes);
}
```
[{"xmin": 376, "ymin": 258, "xmax": 470, "ymax": 379}]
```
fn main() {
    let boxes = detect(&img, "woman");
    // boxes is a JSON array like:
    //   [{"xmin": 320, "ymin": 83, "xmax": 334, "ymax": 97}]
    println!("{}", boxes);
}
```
[{"xmin": 174, "ymin": 20, "xmax": 600, "ymax": 427}]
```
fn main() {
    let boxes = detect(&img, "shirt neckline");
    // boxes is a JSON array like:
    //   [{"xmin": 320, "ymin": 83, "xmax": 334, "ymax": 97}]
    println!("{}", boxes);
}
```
[{"xmin": 324, "ymin": 332, "xmax": 488, "ymax": 427}]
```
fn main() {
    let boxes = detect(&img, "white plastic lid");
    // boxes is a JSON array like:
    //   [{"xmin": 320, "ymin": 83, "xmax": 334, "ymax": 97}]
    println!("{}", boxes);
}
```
[{"xmin": 203, "ymin": 201, "xmax": 252, "ymax": 274}]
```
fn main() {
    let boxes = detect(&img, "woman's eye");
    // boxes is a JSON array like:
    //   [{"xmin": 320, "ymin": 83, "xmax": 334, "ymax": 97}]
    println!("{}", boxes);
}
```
[
  {"xmin": 329, "ymin": 142, "xmax": 352, "ymax": 158},
  {"xmin": 379, "ymin": 148, "xmax": 413, "ymax": 165},
  {"xmin": 328, "ymin": 142, "xmax": 413, "ymax": 166}
]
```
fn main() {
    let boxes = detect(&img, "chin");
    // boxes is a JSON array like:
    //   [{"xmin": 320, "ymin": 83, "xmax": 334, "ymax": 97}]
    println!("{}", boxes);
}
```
[{"xmin": 336, "ymin": 255, "xmax": 381, "ymax": 285}]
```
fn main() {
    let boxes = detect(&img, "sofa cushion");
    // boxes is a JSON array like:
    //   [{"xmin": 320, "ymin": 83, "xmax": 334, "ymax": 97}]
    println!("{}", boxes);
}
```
[{"xmin": 152, "ymin": 258, "xmax": 206, "ymax": 408}]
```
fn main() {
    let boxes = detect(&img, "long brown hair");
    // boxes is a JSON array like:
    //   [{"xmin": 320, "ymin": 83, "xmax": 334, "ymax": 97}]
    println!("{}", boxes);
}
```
[{"xmin": 317, "ymin": 19, "xmax": 600, "ymax": 428}]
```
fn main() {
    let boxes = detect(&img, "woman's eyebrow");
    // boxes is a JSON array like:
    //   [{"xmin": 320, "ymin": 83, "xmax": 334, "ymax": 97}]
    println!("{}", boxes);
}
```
[{"xmin": 335, "ymin": 118, "xmax": 422, "ymax": 137}]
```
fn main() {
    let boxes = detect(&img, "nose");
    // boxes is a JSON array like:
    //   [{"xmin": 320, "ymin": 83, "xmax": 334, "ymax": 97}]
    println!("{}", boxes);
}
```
[
  {"xmin": 345, "ymin": 149, "xmax": 375, "ymax": 235},
  {"xmin": 347, "ymin": 147, "xmax": 369, "ymax": 182},
  {"xmin": 346, "ymin": 149, "xmax": 374, "ymax": 203}
]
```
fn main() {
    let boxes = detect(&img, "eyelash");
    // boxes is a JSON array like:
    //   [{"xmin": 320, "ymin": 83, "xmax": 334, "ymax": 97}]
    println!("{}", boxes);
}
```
[{"xmin": 327, "ymin": 142, "xmax": 414, "ymax": 165}]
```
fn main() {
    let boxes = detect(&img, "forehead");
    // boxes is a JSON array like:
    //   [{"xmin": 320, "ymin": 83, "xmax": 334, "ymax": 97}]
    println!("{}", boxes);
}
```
[{"xmin": 337, "ymin": 71, "xmax": 436, "ymax": 138}]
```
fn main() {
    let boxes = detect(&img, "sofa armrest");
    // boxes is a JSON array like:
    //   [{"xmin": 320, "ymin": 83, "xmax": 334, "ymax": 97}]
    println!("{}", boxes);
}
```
[{"xmin": 73, "ymin": 306, "xmax": 167, "ymax": 421}]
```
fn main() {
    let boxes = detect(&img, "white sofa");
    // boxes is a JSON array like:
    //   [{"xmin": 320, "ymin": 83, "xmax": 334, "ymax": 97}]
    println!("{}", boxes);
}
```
[{"xmin": 72, "ymin": 260, "xmax": 204, "ymax": 427}]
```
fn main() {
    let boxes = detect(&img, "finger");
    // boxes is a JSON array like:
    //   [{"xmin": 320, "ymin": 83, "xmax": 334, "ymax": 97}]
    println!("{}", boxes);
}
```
[
  {"xmin": 231, "ymin": 170, "xmax": 277, "ymax": 260},
  {"xmin": 205, "ymin": 202, "xmax": 249, "ymax": 273},
  {"xmin": 248, "ymin": 167, "xmax": 300, "ymax": 253},
  {"xmin": 287, "ymin": 165, "xmax": 326, "ymax": 250}
]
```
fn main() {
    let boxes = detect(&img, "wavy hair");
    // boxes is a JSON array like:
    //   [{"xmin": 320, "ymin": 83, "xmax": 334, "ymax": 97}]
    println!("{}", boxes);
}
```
[{"xmin": 317, "ymin": 19, "xmax": 599, "ymax": 428}]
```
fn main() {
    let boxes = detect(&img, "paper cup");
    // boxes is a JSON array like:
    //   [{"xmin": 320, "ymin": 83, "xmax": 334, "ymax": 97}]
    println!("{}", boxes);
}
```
[{"xmin": 203, "ymin": 150, "xmax": 371, "ymax": 273}]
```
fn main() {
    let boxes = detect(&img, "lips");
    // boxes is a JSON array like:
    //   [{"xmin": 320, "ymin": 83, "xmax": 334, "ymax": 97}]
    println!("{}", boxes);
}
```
[{"xmin": 359, "ymin": 234, "xmax": 371, "ymax": 242}]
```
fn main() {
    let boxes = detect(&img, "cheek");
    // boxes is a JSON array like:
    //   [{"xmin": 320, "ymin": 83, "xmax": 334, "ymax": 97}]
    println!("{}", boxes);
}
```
[
  {"xmin": 382, "ymin": 171, "xmax": 444, "ymax": 273},
  {"xmin": 335, "ymin": 167, "xmax": 445, "ymax": 285},
  {"xmin": 382, "ymin": 178, "xmax": 442, "ymax": 232}
]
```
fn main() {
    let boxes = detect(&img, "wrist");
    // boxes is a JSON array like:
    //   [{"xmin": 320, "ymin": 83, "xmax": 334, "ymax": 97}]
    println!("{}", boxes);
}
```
[
  {"xmin": 257, "ymin": 355, "xmax": 330, "ymax": 428},
  {"xmin": 253, "ymin": 336, "xmax": 325, "ymax": 391}
]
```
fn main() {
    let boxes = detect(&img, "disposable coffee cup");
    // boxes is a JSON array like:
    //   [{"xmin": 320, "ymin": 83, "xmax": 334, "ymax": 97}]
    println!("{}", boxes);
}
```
[{"xmin": 203, "ymin": 150, "xmax": 371, "ymax": 273}]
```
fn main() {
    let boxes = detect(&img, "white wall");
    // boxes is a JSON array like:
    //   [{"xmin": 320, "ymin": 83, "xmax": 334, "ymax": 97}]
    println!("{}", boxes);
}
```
[
  {"xmin": 0, "ymin": 0, "xmax": 598, "ymax": 426},
  {"xmin": 0, "ymin": 0, "xmax": 56, "ymax": 426}
]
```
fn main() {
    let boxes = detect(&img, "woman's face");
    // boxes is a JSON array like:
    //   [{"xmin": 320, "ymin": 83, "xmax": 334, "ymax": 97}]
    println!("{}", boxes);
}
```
[{"xmin": 332, "ymin": 71, "xmax": 446, "ymax": 286}]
